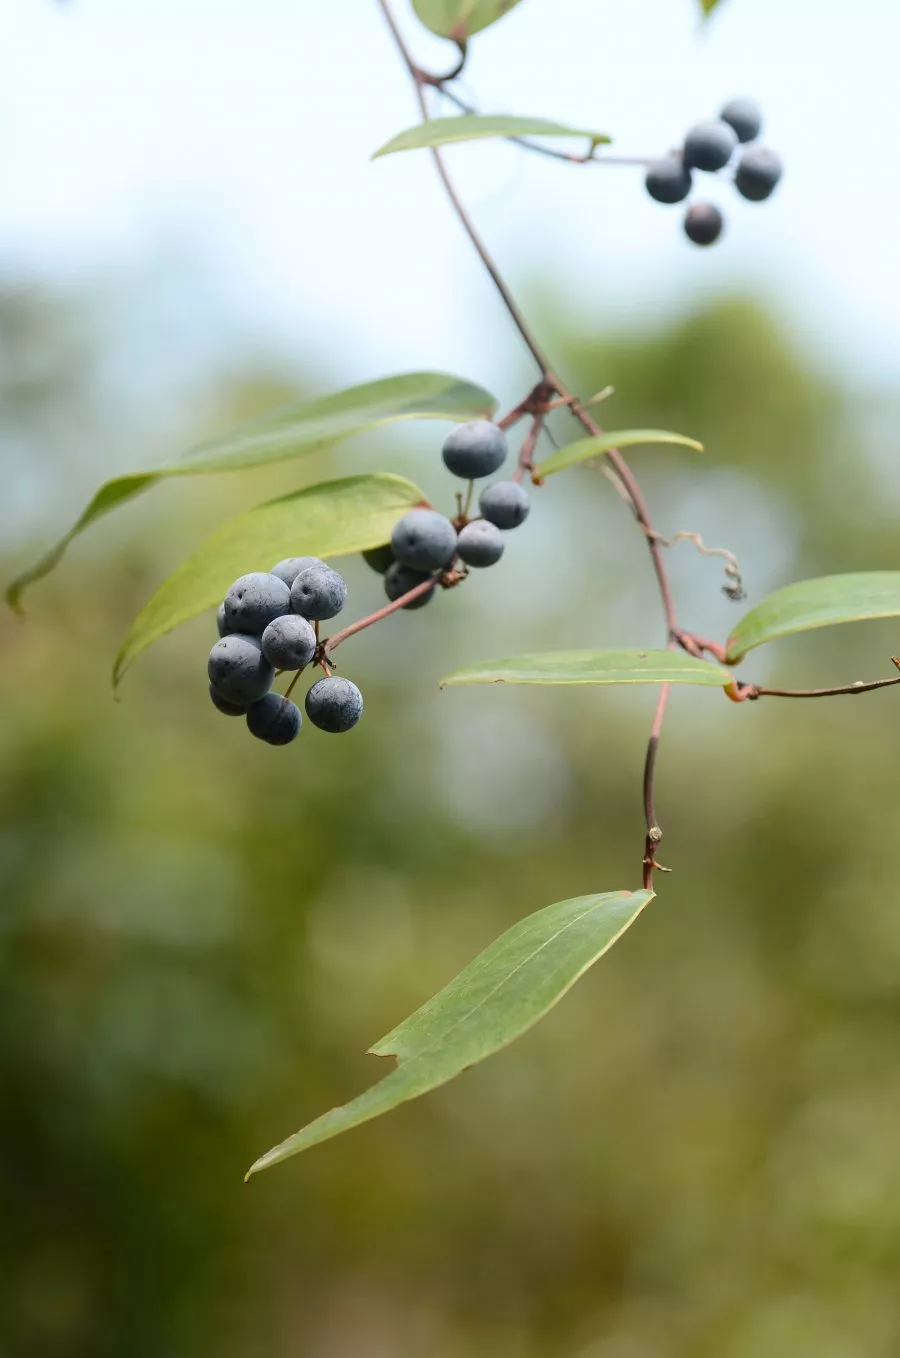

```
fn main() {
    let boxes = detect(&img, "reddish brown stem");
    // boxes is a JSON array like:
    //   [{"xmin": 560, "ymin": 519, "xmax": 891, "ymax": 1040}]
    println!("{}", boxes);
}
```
[
  {"xmin": 734, "ymin": 675, "xmax": 900, "ymax": 701},
  {"xmin": 377, "ymin": 0, "xmax": 679, "ymax": 884},
  {"xmin": 642, "ymin": 682, "xmax": 671, "ymax": 890},
  {"xmin": 325, "ymin": 577, "xmax": 437, "ymax": 653}
]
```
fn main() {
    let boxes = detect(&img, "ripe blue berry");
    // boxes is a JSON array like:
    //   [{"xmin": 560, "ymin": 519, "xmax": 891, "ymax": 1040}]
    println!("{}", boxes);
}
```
[
  {"xmin": 683, "ymin": 120, "xmax": 737, "ymax": 172},
  {"xmin": 208, "ymin": 634, "xmax": 275, "ymax": 705},
  {"xmin": 246, "ymin": 693, "xmax": 302, "ymax": 745},
  {"xmin": 270, "ymin": 556, "xmax": 325, "ymax": 587},
  {"xmin": 457, "ymin": 520, "xmax": 505, "ymax": 568},
  {"xmin": 209, "ymin": 683, "xmax": 247, "ymax": 716},
  {"xmin": 735, "ymin": 147, "xmax": 783, "ymax": 202},
  {"xmin": 290, "ymin": 564, "xmax": 347, "ymax": 620},
  {"xmin": 391, "ymin": 509, "xmax": 458, "ymax": 572},
  {"xmin": 261, "ymin": 614, "xmax": 317, "ymax": 670},
  {"xmin": 479, "ymin": 480, "xmax": 530, "ymax": 529},
  {"xmin": 384, "ymin": 562, "xmax": 435, "ymax": 609},
  {"xmin": 362, "ymin": 544, "xmax": 396, "ymax": 574},
  {"xmin": 720, "ymin": 97, "xmax": 762, "ymax": 144},
  {"xmin": 684, "ymin": 202, "xmax": 724, "ymax": 247},
  {"xmin": 223, "ymin": 572, "xmax": 291, "ymax": 636},
  {"xmin": 216, "ymin": 603, "xmax": 229, "ymax": 637},
  {"xmin": 645, "ymin": 156, "xmax": 692, "ymax": 205},
  {"xmin": 305, "ymin": 676, "xmax": 363, "ymax": 733},
  {"xmin": 442, "ymin": 421, "xmax": 508, "ymax": 480}
]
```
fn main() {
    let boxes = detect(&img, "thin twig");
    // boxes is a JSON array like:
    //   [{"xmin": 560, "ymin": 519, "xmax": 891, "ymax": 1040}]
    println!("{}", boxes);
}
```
[
  {"xmin": 642, "ymin": 682, "xmax": 671, "ymax": 890},
  {"xmin": 325, "ymin": 576, "xmax": 437, "ymax": 653},
  {"xmin": 733, "ymin": 675, "xmax": 900, "ymax": 701},
  {"xmin": 377, "ymin": 0, "xmax": 678, "ymax": 885}
]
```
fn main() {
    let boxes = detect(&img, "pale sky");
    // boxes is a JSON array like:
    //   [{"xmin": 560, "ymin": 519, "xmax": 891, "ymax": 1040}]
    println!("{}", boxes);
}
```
[{"xmin": 2, "ymin": 0, "xmax": 899, "ymax": 394}]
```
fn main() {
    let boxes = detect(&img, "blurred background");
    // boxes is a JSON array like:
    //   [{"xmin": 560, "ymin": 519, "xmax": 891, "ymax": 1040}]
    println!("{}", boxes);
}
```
[{"xmin": 4, "ymin": 1, "xmax": 900, "ymax": 1355}]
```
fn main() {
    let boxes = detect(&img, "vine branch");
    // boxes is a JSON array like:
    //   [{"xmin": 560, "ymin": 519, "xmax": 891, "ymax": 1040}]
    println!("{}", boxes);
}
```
[{"xmin": 377, "ymin": 0, "xmax": 677, "ymax": 884}]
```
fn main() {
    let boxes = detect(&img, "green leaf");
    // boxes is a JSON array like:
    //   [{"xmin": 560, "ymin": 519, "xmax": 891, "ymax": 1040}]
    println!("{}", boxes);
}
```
[
  {"xmin": 535, "ymin": 429, "xmax": 704, "ymax": 480},
  {"xmin": 113, "ymin": 473, "xmax": 426, "ymax": 686},
  {"xmin": 440, "ymin": 648, "xmax": 733, "ymax": 688},
  {"xmin": 412, "ymin": 0, "xmax": 526, "ymax": 40},
  {"xmin": 373, "ymin": 114, "xmax": 609, "ymax": 160},
  {"xmin": 6, "ymin": 372, "xmax": 495, "ymax": 611},
  {"xmin": 247, "ymin": 888, "xmax": 652, "ymax": 1174},
  {"xmin": 726, "ymin": 572, "xmax": 900, "ymax": 664}
]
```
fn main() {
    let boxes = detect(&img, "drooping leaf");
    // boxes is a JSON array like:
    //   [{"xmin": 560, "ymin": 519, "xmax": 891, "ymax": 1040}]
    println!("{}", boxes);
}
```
[
  {"xmin": 113, "ymin": 474, "xmax": 426, "ymax": 685},
  {"xmin": 412, "ymin": 0, "xmax": 526, "ymax": 40},
  {"xmin": 535, "ymin": 429, "xmax": 704, "ymax": 480},
  {"xmin": 441, "ymin": 648, "xmax": 733, "ymax": 688},
  {"xmin": 6, "ymin": 372, "xmax": 495, "ymax": 611},
  {"xmin": 247, "ymin": 888, "xmax": 652, "ymax": 1174},
  {"xmin": 373, "ymin": 114, "xmax": 609, "ymax": 160},
  {"xmin": 726, "ymin": 573, "xmax": 900, "ymax": 664}
]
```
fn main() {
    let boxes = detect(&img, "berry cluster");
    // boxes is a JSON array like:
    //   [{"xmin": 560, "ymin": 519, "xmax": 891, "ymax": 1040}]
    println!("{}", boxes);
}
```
[
  {"xmin": 208, "ymin": 559, "xmax": 363, "ymax": 745},
  {"xmin": 207, "ymin": 420, "xmax": 528, "ymax": 748},
  {"xmin": 644, "ymin": 97, "xmax": 783, "ymax": 247},
  {"xmin": 365, "ymin": 420, "xmax": 530, "ymax": 606}
]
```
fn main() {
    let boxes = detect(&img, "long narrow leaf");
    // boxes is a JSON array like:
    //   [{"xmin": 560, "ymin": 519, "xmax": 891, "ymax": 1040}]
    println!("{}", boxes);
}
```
[
  {"xmin": 6, "ymin": 371, "xmax": 494, "ymax": 610},
  {"xmin": 536, "ymin": 429, "xmax": 703, "ymax": 480},
  {"xmin": 247, "ymin": 889, "xmax": 652, "ymax": 1174},
  {"xmin": 373, "ymin": 114, "xmax": 609, "ymax": 160},
  {"xmin": 441, "ymin": 649, "xmax": 733, "ymax": 688},
  {"xmin": 113, "ymin": 473, "xmax": 426, "ymax": 685},
  {"xmin": 726, "ymin": 572, "xmax": 900, "ymax": 663}
]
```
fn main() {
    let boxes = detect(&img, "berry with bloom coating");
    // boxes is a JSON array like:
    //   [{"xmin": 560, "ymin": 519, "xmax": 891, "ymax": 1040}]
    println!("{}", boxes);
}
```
[
  {"xmin": 479, "ymin": 480, "xmax": 530, "ymax": 529},
  {"xmin": 683, "ymin": 120, "xmax": 737, "ymax": 171},
  {"xmin": 209, "ymin": 683, "xmax": 247, "ymax": 716},
  {"xmin": 720, "ymin": 97, "xmax": 762, "ymax": 144},
  {"xmin": 391, "ymin": 509, "xmax": 458, "ymax": 572},
  {"xmin": 305, "ymin": 676, "xmax": 363, "ymax": 733},
  {"xmin": 384, "ymin": 562, "xmax": 435, "ymax": 609},
  {"xmin": 208, "ymin": 633, "xmax": 275, "ymax": 705},
  {"xmin": 735, "ymin": 147, "xmax": 783, "ymax": 202},
  {"xmin": 684, "ymin": 202, "xmax": 724, "ymax": 247},
  {"xmin": 246, "ymin": 694, "xmax": 302, "ymax": 746},
  {"xmin": 442, "ymin": 421, "xmax": 508, "ymax": 479},
  {"xmin": 216, "ymin": 603, "xmax": 229, "ymax": 637},
  {"xmin": 290, "ymin": 564, "xmax": 347, "ymax": 620},
  {"xmin": 645, "ymin": 156, "xmax": 692, "ymax": 205},
  {"xmin": 362, "ymin": 544, "xmax": 396, "ymax": 574},
  {"xmin": 223, "ymin": 572, "xmax": 291, "ymax": 635},
  {"xmin": 270, "ymin": 556, "xmax": 325, "ymax": 587},
  {"xmin": 261, "ymin": 614, "xmax": 317, "ymax": 670},
  {"xmin": 457, "ymin": 520, "xmax": 505, "ymax": 568}
]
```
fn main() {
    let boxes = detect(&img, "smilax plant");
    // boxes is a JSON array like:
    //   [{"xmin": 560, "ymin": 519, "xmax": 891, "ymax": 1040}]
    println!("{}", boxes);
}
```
[{"xmin": 8, "ymin": 0, "xmax": 899, "ymax": 1177}]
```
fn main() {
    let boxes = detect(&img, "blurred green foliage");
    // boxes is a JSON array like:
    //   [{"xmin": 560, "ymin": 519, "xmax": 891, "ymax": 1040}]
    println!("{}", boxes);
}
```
[{"xmin": 3, "ymin": 274, "xmax": 900, "ymax": 1358}]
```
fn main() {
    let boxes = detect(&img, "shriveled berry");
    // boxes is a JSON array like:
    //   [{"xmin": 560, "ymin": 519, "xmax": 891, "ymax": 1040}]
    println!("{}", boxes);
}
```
[
  {"xmin": 223, "ymin": 572, "xmax": 291, "ymax": 636},
  {"xmin": 209, "ymin": 683, "xmax": 247, "ymax": 717},
  {"xmin": 735, "ymin": 146, "xmax": 783, "ymax": 202},
  {"xmin": 645, "ymin": 156, "xmax": 692, "ymax": 205},
  {"xmin": 305, "ymin": 677, "xmax": 363, "ymax": 734},
  {"xmin": 391, "ymin": 509, "xmax": 457, "ymax": 572},
  {"xmin": 208, "ymin": 634, "xmax": 275, "ymax": 705},
  {"xmin": 270, "ymin": 556, "xmax": 325, "ymax": 587},
  {"xmin": 290, "ymin": 564, "xmax": 347, "ymax": 620},
  {"xmin": 384, "ymin": 562, "xmax": 436, "ymax": 610},
  {"xmin": 246, "ymin": 694, "xmax": 302, "ymax": 745},
  {"xmin": 479, "ymin": 480, "xmax": 530, "ymax": 529},
  {"xmin": 720, "ymin": 97, "xmax": 762, "ymax": 144},
  {"xmin": 684, "ymin": 202, "xmax": 724, "ymax": 246},
  {"xmin": 362, "ymin": 544, "xmax": 396, "ymax": 574},
  {"xmin": 442, "ymin": 421, "xmax": 508, "ymax": 480},
  {"xmin": 683, "ymin": 120, "xmax": 737, "ymax": 171},
  {"xmin": 457, "ymin": 520, "xmax": 505, "ymax": 568},
  {"xmin": 261, "ymin": 614, "xmax": 317, "ymax": 670}
]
